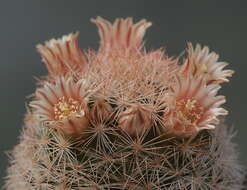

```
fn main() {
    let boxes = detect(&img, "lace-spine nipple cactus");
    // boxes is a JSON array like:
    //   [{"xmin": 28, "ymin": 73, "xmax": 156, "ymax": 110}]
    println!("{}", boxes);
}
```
[{"xmin": 5, "ymin": 17, "xmax": 245, "ymax": 189}]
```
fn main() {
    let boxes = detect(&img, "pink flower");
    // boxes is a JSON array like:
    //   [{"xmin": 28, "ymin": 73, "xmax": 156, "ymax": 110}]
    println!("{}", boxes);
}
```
[
  {"xmin": 36, "ymin": 33, "xmax": 86, "ymax": 76},
  {"xmin": 163, "ymin": 75, "xmax": 227, "ymax": 137},
  {"xmin": 89, "ymin": 96, "xmax": 114, "ymax": 123},
  {"xmin": 91, "ymin": 17, "xmax": 152, "ymax": 55},
  {"xmin": 118, "ymin": 104, "xmax": 152, "ymax": 136},
  {"xmin": 180, "ymin": 43, "xmax": 234, "ymax": 84},
  {"xmin": 30, "ymin": 77, "xmax": 89, "ymax": 135}
]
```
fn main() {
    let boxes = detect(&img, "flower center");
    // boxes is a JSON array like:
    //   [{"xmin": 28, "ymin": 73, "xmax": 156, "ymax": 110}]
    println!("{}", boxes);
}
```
[
  {"xmin": 54, "ymin": 97, "xmax": 83, "ymax": 120},
  {"xmin": 176, "ymin": 98, "xmax": 204, "ymax": 124}
]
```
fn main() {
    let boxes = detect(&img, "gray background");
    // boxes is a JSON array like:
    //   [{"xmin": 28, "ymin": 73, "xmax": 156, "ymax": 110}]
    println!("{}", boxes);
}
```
[{"xmin": 0, "ymin": 0, "xmax": 246, "ymax": 187}]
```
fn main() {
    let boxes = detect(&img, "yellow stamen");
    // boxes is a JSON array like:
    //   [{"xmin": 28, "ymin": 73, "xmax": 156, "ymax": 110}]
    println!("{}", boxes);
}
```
[
  {"xmin": 176, "ymin": 98, "xmax": 204, "ymax": 124},
  {"xmin": 54, "ymin": 97, "xmax": 84, "ymax": 120}
]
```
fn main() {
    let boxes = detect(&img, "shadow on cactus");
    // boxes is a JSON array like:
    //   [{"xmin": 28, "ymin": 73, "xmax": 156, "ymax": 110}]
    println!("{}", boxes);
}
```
[{"xmin": 5, "ymin": 17, "xmax": 245, "ymax": 190}]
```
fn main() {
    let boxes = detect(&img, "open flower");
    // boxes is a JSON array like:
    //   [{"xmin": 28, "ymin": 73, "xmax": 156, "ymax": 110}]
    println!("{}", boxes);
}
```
[
  {"xmin": 36, "ymin": 32, "xmax": 86, "ymax": 76},
  {"xmin": 163, "ymin": 75, "xmax": 227, "ymax": 137},
  {"xmin": 180, "ymin": 43, "xmax": 234, "ymax": 84},
  {"xmin": 91, "ymin": 17, "xmax": 152, "ymax": 54},
  {"xmin": 30, "ymin": 77, "xmax": 89, "ymax": 135}
]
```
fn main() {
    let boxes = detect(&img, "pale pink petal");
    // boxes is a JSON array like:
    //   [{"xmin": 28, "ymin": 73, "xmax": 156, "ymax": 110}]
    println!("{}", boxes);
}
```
[
  {"xmin": 37, "ymin": 32, "xmax": 86, "ymax": 76},
  {"xmin": 91, "ymin": 17, "xmax": 151, "ymax": 54},
  {"xmin": 180, "ymin": 43, "xmax": 234, "ymax": 84}
]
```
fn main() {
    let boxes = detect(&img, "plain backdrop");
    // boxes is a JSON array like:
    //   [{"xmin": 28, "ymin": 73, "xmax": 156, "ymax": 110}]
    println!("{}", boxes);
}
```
[{"xmin": 0, "ymin": 0, "xmax": 246, "ymax": 187}]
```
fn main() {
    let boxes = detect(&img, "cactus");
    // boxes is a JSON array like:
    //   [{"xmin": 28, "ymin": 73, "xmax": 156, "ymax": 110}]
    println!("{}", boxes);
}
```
[{"xmin": 5, "ymin": 17, "xmax": 245, "ymax": 190}]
